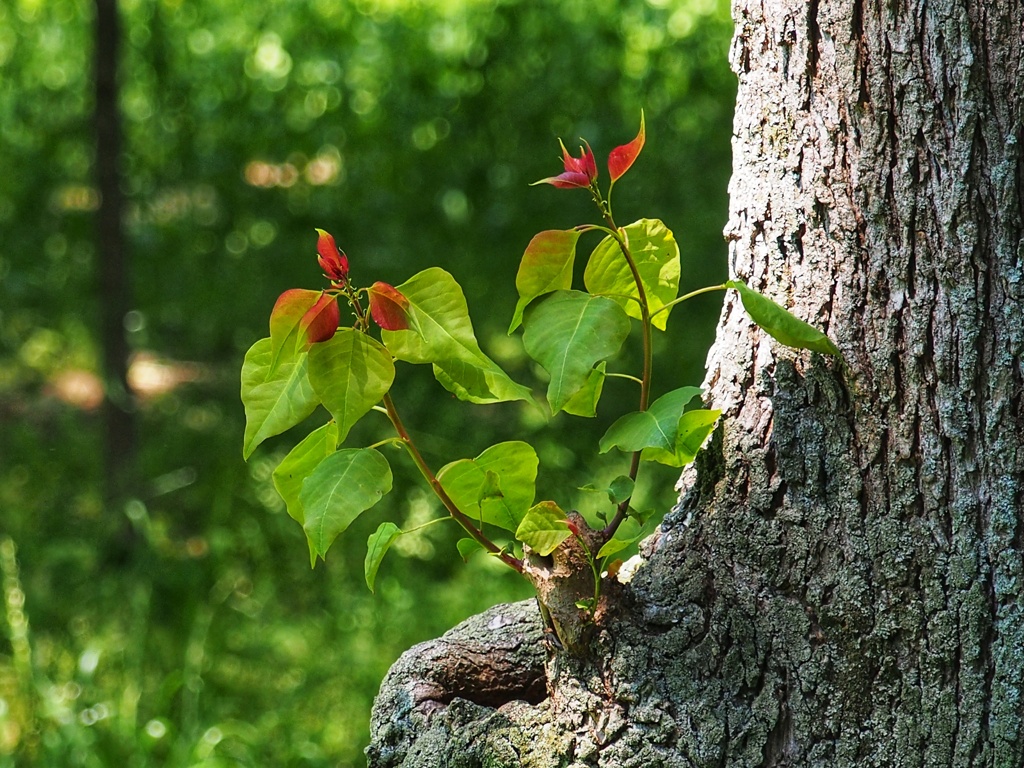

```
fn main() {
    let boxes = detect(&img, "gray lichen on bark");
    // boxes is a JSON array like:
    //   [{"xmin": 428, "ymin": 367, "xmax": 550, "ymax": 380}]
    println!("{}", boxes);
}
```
[{"xmin": 367, "ymin": 0, "xmax": 1023, "ymax": 764}]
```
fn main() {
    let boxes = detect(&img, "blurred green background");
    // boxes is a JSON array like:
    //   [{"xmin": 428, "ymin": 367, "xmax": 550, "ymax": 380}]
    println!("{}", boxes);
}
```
[{"xmin": 0, "ymin": 0, "xmax": 734, "ymax": 764}]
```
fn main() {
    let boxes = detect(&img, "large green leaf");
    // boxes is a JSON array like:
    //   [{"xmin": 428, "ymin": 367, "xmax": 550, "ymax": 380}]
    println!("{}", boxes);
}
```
[
  {"xmin": 727, "ymin": 280, "xmax": 839, "ymax": 356},
  {"xmin": 522, "ymin": 290, "xmax": 631, "ymax": 414},
  {"xmin": 509, "ymin": 229, "xmax": 582, "ymax": 333},
  {"xmin": 307, "ymin": 330, "xmax": 394, "ymax": 444},
  {"xmin": 381, "ymin": 267, "xmax": 531, "ymax": 403},
  {"xmin": 642, "ymin": 408, "xmax": 722, "ymax": 467},
  {"xmin": 364, "ymin": 522, "xmax": 402, "ymax": 592},
  {"xmin": 300, "ymin": 448, "xmax": 393, "ymax": 565},
  {"xmin": 241, "ymin": 338, "xmax": 320, "ymax": 459},
  {"xmin": 515, "ymin": 501, "xmax": 570, "ymax": 556},
  {"xmin": 437, "ymin": 441, "xmax": 538, "ymax": 531},
  {"xmin": 272, "ymin": 422, "xmax": 339, "ymax": 525},
  {"xmin": 584, "ymin": 218, "xmax": 680, "ymax": 331},
  {"xmin": 599, "ymin": 386, "xmax": 703, "ymax": 454}
]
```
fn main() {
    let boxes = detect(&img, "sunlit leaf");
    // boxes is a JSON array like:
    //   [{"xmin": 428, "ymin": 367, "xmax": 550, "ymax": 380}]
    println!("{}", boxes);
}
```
[
  {"xmin": 269, "ymin": 289, "xmax": 324, "ymax": 372},
  {"xmin": 307, "ymin": 330, "xmax": 394, "ymax": 444},
  {"xmin": 368, "ymin": 281, "xmax": 411, "ymax": 331},
  {"xmin": 241, "ymin": 338, "xmax": 320, "ymax": 459},
  {"xmin": 438, "ymin": 441, "xmax": 538, "ymax": 531},
  {"xmin": 561, "ymin": 362, "xmax": 606, "ymax": 418},
  {"xmin": 599, "ymin": 386, "xmax": 703, "ymax": 454},
  {"xmin": 608, "ymin": 111, "xmax": 646, "ymax": 183},
  {"xmin": 642, "ymin": 408, "xmax": 722, "ymax": 467},
  {"xmin": 272, "ymin": 422, "xmax": 339, "ymax": 525},
  {"xmin": 299, "ymin": 292, "xmax": 340, "ymax": 346},
  {"xmin": 509, "ymin": 229, "xmax": 582, "ymax": 333},
  {"xmin": 522, "ymin": 290, "xmax": 631, "ymax": 414},
  {"xmin": 584, "ymin": 219, "xmax": 680, "ymax": 331},
  {"xmin": 315, "ymin": 228, "xmax": 349, "ymax": 285},
  {"xmin": 365, "ymin": 522, "xmax": 402, "ymax": 592},
  {"xmin": 381, "ymin": 268, "xmax": 532, "ymax": 403},
  {"xmin": 727, "ymin": 280, "xmax": 840, "ymax": 356},
  {"xmin": 431, "ymin": 358, "xmax": 527, "ymax": 405},
  {"xmin": 300, "ymin": 448, "xmax": 393, "ymax": 565},
  {"xmin": 515, "ymin": 501, "xmax": 570, "ymax": 556}
]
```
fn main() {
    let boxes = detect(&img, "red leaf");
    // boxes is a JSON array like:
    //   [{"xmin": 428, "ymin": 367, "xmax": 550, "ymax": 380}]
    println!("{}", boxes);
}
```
[
  {"xmin": 299, "ymin": 292, "xmax": 340, "ymax": 346},
  {"xmin": 531, "ymin": 139, "xmax": 598, "ymax": 189},
  {"xmin": 607, "ymin": 112, "xmax": 646, "ymax": 184},
  {"xmin": 315, "ymin": 228, "xmax": 349, "ymax": 285},
  {"xmin": 368, "ymin": 282, "xmax": 411, "ymax": 331}
]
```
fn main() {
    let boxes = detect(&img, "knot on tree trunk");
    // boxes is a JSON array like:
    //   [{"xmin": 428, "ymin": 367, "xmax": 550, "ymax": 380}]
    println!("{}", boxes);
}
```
[{"xmin": 366, "ymin": 600, "xmax": 548, "ymax": 767}]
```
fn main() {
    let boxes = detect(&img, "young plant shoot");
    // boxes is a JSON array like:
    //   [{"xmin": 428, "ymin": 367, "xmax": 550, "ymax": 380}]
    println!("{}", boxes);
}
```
[{"xmin": 240, "ymin": 115, "xmax": 839, "ymax": 652}]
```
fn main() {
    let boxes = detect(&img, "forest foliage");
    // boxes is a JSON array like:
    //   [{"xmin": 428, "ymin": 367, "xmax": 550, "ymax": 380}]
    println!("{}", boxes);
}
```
[{"xmin": 0, "ymin": 0, "xmax": 734, "ymax": 764}]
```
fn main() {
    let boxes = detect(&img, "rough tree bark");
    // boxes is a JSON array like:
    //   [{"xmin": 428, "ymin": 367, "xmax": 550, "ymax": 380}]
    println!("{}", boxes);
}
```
[{"xmin": 366, "ymin": 0, "xmax": 1023, "ymax": 764}]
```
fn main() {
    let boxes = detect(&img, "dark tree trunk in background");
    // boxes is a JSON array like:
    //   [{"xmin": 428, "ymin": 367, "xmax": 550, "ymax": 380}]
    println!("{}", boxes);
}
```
[
  {"xmin": 94, "ymin": 0, "xmax": 136, "ymax": 506},
  {"xmin": 366, "ymin": 0, "xmax": 1024, "ymax": 764}
]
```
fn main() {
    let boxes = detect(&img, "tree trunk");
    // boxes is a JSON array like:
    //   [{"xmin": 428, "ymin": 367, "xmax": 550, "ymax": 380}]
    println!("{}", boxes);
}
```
[
  {"xmin": 366, "ymin": 0, "xmax": 1024, "ymax": 764},
  {"xmin": 94, "ymin": 0, "xmax": 137, "ymax": 506}
]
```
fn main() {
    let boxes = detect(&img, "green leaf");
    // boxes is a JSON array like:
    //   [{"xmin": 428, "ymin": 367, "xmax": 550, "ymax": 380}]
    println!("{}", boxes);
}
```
[
  {"xmin": 515, "ymin": 501, "xmax": 571, "ymax": 556},
  {"xmin": 381, "ymin": 267, "xmax": 532, "ymax": 403},
  {"xmin": 438, "ymin": 441, "xmax": 538, "ymax": 531},
  {"xmin": 509, "ymin": 229, "xmax": 582, "ymax": 333},
  {"xmin": 241, "ymin": 338, "xmax": 320, "ymax": 460},
  {"xmin": 561, "ymin": 362, "xmax": 606, "ymax": 418},
  {"xmin": 727, "ymin": 280, "xmax": 840, "ymax": 355},
  {"xmin": 597, "ymin": 536, "xmax": 638, "ymax": 560},
  {"xmin": 607, "ymin": 475, "xmax": 635, "ymax": 505},
  {"xmin": 299, "ymin": 448, "xmax": 393, "ymax": 565},
  {"xmin": 642, "ymin": 408, "xmax": 722, "ymax": 467},
  {"xmin": 597, "ymin": 516, "xmax": 642, "ymax": 560},
  {"xmin": 430, "ymin": 358, "xmax": 527, "ymax": 405},
  {"xmin": 584, "ymin": 219, "xmax": 680, "ymax": 331},
  {"xmin": 599, "ymin": 386, "xmax": 703, "ymax": 454},
  {"xmin": 522, "ymin": 291, "xmax": 631, "ymax": 414},
  {"xmin": 579, "ymin": 476, "xmax": 634, "ymax": 506},
  {"xmin": 457, "ymin": 537, "xmax": 483, "ymax": 562},
  {"xmin": 272, "ymin": 422, "xmax": 339, "ymax": 525},
  {"xmin": 365, "ymin": 522, "xmax": 402, "ymax": 592},
  {"xmin": 307, "ymin": 330, "xmax": 395, "ymax": 444}
]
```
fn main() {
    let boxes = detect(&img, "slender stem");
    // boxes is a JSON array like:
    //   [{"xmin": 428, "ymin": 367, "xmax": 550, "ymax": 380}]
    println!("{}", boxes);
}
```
[
  {"xmin": 366, "ymin": 436, "xmax": 405, "ymax": 451},
  {"xmin": 344, "ymin": 282, "xmax": 523, "ymax": 572},
  {"xmin": 605, "ymin": 372, "xmax": 643, "ymax": 385},
  {"xmin": 650, "ymin": 283, "xmax": 728, "ymax": 320},
  {"xmin": 403, "ymin": 516, "xmax": 451, "ymax": 535},
  {"xmin": 582, "ymin": 538, "xmax": 602, "ymax": 609},
  {"xmin": 600, "ymin": 218, "xmax": 653, "ymax": 414},
  {"xmin": 381, "ymin": 392, "xmax": 524, "ymax": 572},
  {"xmin": 597, "ymin": 206, "xmax": 653, "ymax": 539}
]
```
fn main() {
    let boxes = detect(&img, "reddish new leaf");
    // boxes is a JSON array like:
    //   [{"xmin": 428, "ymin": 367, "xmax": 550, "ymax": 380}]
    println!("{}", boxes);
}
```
[
  {"xmin": 608, "ymin": 112, "xmax": 646, "ymax": 184},
  {"xmin": 368, "ymin": 282, "xmax": 411, "ymax": 331},
  {"xmin": 532, "ymin": 139, "xmax": 598, "ymax": 189},
  {"xmin": 270, "ymin": 288, "xmax": 323, "ymax": 370},
  {"xmin": 316, "ymin": 228, "xmax": 349, "ymax": 285},
  {"xmin": 299, "ymin": 292, "xmax": 340, "ymax": 346}
]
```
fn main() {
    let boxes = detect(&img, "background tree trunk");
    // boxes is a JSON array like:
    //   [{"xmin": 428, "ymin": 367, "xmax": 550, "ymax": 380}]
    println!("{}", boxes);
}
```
[
  {"xmin": 366, "ymin": 0, "xmax": 1024, "ymax": 764},
  {"xmin": 94, "ymin": 0, "xmax": 137, "ymax": 506}
]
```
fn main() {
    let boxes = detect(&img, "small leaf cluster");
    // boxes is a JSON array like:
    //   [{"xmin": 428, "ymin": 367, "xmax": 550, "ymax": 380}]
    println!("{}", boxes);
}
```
[{"xmin": 240, "ymin": 114, "xmax": 839, "ymax": 596}]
